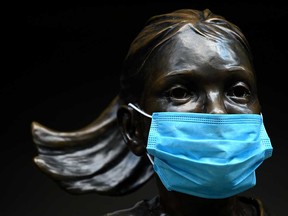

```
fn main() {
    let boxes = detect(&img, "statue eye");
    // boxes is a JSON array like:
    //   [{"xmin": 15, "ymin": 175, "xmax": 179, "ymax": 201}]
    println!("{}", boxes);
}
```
[
  {"xmin": 227, "ymin": 84, "xmax": 251, "ymax": 102},
  {"xmin": 167, "ymin": 86, "xmax": 193, "ymax": 103},
  {"xmin": 170, "ymin": 87, "xmax": 188, "ymax": 99}
]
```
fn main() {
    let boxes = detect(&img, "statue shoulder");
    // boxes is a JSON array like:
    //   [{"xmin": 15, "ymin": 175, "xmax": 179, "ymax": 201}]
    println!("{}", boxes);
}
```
[{"xmin": 102, "ymin": 196, "xmax": 167, "ymax": 216}]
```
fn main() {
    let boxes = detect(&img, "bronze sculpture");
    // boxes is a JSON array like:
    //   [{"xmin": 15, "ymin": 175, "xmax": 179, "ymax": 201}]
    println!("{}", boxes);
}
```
[{"xmin": 31, "ymin": 8, "xmax": 274, "ymax": 215}]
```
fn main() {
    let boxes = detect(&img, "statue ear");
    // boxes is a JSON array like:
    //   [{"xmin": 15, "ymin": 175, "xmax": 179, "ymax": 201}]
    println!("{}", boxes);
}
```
[{"xmin": 117, "ymin": 105, "xmax": 146, "ymax": 156}]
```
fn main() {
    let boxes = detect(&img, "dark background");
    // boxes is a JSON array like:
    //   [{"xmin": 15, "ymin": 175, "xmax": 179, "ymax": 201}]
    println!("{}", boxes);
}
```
[{"xmin": 3, "ymin": 2, "xmax": 288, "ymax": 215}]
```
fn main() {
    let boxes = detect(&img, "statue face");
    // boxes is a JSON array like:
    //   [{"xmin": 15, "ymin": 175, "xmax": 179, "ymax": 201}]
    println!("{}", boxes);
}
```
[
  {"xmin": 140, "ymin": 27, "xmax": 260, "ymax": 116},
  {"xmin": 120, "ymin": 26, "xmax": 262, "ymax": 155}
]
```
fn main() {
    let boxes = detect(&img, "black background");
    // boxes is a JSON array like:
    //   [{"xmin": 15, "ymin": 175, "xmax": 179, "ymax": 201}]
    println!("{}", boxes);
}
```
[{"xmin": 3, "ymin": 2, "xmax": 288, "ymax": 215}]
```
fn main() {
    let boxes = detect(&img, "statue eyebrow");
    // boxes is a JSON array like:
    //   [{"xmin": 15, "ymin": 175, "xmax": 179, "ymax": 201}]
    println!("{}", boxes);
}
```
[
  {"xmin": 227, "ymin": 66, "xmax": 247, "ymax": 72},
  {"xmin": 165, "ymin": 69, "xmax": 195, "ymax": 76},
  {"xmin": 149, "ymin": 69, "xmax": 192, "ymax": 83},
  {"xmin": 152, "ymin": 70, "xmax": 197, "ymax": 86},
  {"xmin": 151, "ymin": 70, "xmax": 198, "ymax": 91}
]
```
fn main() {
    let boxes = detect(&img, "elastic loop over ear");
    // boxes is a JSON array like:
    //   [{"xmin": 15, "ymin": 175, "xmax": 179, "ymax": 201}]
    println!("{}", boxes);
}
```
[{"xmin": 128, "ymin": 103, "xmax": 152, "ymax": 118}]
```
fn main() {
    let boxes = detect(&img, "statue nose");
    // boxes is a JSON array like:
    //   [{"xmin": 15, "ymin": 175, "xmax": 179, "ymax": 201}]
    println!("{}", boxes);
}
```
[{"xmin": 204, "ymin": 91, "xmax": 226, "ymax": 114}]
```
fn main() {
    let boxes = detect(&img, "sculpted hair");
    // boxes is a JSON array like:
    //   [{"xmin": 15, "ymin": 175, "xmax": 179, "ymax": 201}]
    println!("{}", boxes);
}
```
[
  {"xmin": 32, "ymin": 8, "xmax": 253, "ymax": 196},
  {"xmin": 120, "ymin": 8, "xmax": 253, "ymax": 103}
]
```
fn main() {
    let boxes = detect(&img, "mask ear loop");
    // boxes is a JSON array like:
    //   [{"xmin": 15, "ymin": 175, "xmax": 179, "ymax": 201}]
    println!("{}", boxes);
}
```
[
  {"xmin": 146, "ymin": 153, "xmax": 154, "ymax": 165},
  {"xmin": 128, "ymin": 103, "xmax": 152, "ymax": 118},
  {"xmin": 128, "ymin": 103, "xmax": 154, "ymax": 165}
]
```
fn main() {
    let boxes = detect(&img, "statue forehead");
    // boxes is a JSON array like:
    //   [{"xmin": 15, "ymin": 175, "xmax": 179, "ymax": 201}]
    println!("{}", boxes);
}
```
[{"xmin": 142, "ymin": 26, "xmax": 252, "ymax": 77}]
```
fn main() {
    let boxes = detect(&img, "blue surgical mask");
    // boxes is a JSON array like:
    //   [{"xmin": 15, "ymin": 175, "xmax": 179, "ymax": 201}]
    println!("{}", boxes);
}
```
[{"xmin": 128, "ymin": 103, "xmax": 273, "ymax": 199}]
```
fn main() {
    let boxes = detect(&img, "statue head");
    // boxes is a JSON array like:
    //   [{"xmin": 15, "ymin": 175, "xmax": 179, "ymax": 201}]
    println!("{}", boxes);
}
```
[{"xmin": 118, "ymin": 8, "xmax": 260, "ymax": 156}]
